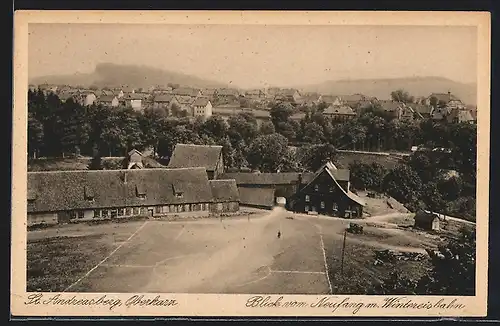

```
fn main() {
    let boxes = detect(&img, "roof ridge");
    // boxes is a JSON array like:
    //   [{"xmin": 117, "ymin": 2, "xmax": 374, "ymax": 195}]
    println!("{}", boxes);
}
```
[
  {"xmin": 28, "ymin": 167, "xmax": 207, "ymax": 174},
  {"xmin": 176, "ymin": 144, "xmax": 223, "ymax": 148}
]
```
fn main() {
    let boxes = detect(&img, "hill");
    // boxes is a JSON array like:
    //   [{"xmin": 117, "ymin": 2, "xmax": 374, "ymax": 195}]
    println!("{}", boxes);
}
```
[
  {"xmin": 29, "ymin": 63, "xmax": 229, "ymax": 89},
  {"xmin": 298, "ymin": 76, "xmax": 477, "ymax": 105}
]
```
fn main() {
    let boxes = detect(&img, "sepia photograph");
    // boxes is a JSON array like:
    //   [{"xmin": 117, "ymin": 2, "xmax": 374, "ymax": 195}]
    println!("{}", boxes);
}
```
[{"xmin": 12, "ymin": 10, "xmax": 490, "ymax": 317}]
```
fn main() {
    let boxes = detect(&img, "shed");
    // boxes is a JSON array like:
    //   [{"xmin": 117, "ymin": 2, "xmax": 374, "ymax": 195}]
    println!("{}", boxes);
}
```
[{"xmin": 414, "ymin": 211, "xmax": 440, "ymax": 231}]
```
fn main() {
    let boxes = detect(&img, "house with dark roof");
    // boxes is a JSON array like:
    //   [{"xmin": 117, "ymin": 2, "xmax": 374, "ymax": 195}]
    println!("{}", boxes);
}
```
[
  {"xmin": 289, "ymin": 161, "xmax": 366, "ymax": 218},
  {"xmin": 446, "ymin": 108, "xmax": 475, "ymax": 124},
  {"xmin": 414, "ymin": 211, "xmax": 440, "ymax": 231},
  {"xmin": 407, "ymin": 103, "xmax": 432, "ymax": 119},
  {"xmin": 209, "ymin": 179, "xmax": 240, "ymax": 213},
  {"xmin": 201, "ymin": 88, "xmax": 217, "ymax": 98},
  {"xmin": 97, "ymin": 95, "xmax": 120, "ymax": 107},
  {"xmin": 244, "ymin": 89, "xmax": 266, "ymax": 100},
  {"xmin": 318, "ymin": 95, "xmax": 343, "ymax": 106},
  {"xmin": 152, "ymin": 94, "xmax": 175, "ymax": 110},
  {"xmin": 168, "ymin": 144, "xmax": 225, "ymax": 180},
  {"xmin": 297, "ymin": 93, "xmax": 321, "ymax": 107},
  {"xmin": 27, "ymin": 167, "xmax": 217, "ymax": 226},
  {"xmin": 192, "ymin": 97, "xmax": 213, "ymax": 119},
  {"xmin": 215, "ymin": 88, "xmax": 240, "ymax": 103},
  {"xmin": 174, "ymin": 95, "xmax": 196, "ymax": 111},
  {"xmin": 212, "ymin": 106, "xmax": 271, "ymax": 127},
  {"xmin": 426, "ymin": 92, "xmax": 466, "ymax": 120},
  {"xmin": 274, "ymin": 89, "xmax": 301, "ymax": 103},
  {"xmin": 376, "ymin": 100, "xmax": 405, "ymax": 119},
  {"xmin": 172, "ymin": 87, "xmax": 202, "ymax": 98},
  {"xmin": 323, "ymin": 104, "xmax": 356, "ymax": 121}
]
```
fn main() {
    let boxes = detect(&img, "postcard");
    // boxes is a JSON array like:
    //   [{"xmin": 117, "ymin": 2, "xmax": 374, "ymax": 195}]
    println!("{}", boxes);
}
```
[{"xmin": 11, "ymin": 10, "xmax": 490, "ymax": 317}]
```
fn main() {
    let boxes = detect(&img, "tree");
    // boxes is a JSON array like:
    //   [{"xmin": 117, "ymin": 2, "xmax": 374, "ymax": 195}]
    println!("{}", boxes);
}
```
[
  {"xmin": 28, "ymin": 112, "xmax": 44, "ymax": 159},
  {"xmin": 407, "ymin": 152, "xmax": 436, "ymax": 183},
  {"xmin": 200, "ymin": 116, "xmax": 228, "ymax": 141},
  {"xmin": 349, "ymin": 161, "xmax": 387, "ymax": 191},
  {"xmin": 368, "ymin": 227, "xmax": 476, "ymax": 295},
  {"xmin": 260, "ymin": 121, "xmax": 276, "ymax": 135},
  {"xmin": 227, "ymin": 113, "xmax": 258, "ymax": 144},
  {"xmin": 270, "ymin": 101, "xmax": 294, "ymax": 137},
  {"xmin": 87, "ymin": 145, "xmax": 103, "ymax": 170},
  {"xmin": 390, "ymin": 89, "xmax": 414, "ymax": 104},
  {"xmin": 302, "ymin": 122, "xmax": 325, "ymax": 144},
  {"xmin": 300, "ymin": 144, "xmax": 337, "ymax": 172},
  {"xmin": 419, "ymin": 227, "xmax": 476, "ymax": 295},
  {"xmin": 382, "ymin": 164, "xmax": 423, "ymax": 206},
  {"xmin": 437, "ymin": 175, "xmax": 463, "ymax": 202},
  {"xmin": 57, "ymin": 98, "xmax": 91, "ymax": 156},
  {"xmin": 420, "ymin": 181, "xmax": 446, "ymax": 213},
  {"xmin": 246, "ymin": 133, "xmax": 289, "ymax": 172},
  {"xmin": 139, "ymin": 108, "xmax": 167, "ymax": 157}
]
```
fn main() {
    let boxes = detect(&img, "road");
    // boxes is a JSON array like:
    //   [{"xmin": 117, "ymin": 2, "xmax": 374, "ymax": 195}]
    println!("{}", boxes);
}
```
[{"xmin": 66, "ymin": 208, "xmax": 337, "ymax": 294}]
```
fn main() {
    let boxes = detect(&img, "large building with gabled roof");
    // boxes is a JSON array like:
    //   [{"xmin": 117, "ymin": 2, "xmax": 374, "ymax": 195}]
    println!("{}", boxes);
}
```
[
  {"xmin": 290, "ymin": 161, "xmax": 366, "ymax": 218},
  {"xmin": 27, "ymin": 165, "xmax": 241, "ymax": 226},
  {"xmin": 168, "ymin": 144, "xmax": 224, "ymax": 180}
]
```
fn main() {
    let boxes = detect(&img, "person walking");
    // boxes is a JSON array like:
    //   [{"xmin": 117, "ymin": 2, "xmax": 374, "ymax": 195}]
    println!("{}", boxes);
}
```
[{"xmin": 277, "ymin": 230, "xmax": 281, "ymax": 239}]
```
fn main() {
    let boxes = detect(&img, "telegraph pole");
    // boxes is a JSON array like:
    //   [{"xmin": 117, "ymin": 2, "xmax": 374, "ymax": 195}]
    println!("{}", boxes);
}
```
[{"xmin": 340, "ymin": 229, "xmax": 347, "ymax": 277}]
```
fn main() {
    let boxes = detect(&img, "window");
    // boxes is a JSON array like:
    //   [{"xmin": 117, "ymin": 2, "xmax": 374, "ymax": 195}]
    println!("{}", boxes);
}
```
[
  {"xmin": 110, "ymin": 210, "xmax": 117, "ymax": 218},
  {"xmin": 133, "ymin": 207, "xmax": 139, "ymax": 215},
  {"xmin": 93, "ymin": 210, "xmax": 101, "ymax": 218},
  {"xmin": 185, "ymin": 204, "xmax": 190, "ymax": 212},
  {"xmin": 77, "ymin": 211, "xmax": 84, "ymax": 219},
  {"xmin": 329, "ymin": 186, "xmax": 334, "ymax": 193},
  {"xmin": 333, "ymin": 203, "xmax": 338, "ymax": 211},
  {"xmin": 125, "ymin": 208, "xmax": 131, "ymax": 216},
  {"xmin": 155, "ymin": 206, "xmax": 162, "ymax": 214},
  {"xmin": 69, "ymin": 211, "xmax": 77, "ymax": 219},
  {"xmin": 118, "ymin": 208, "xmax": 124, "ymax": 217},
  {"xmin": 102, "ymin": 210, "xmax": 109, "ymax": 218},
  {"xmin": 136, "ymin": 185, "xmax": 146, "ymax": 199},
  {"xmin": 314, "ymin": 184, "xmax": 319, "ymax": 192},
  {"xmin": 305, "ymin": 195, "xmax": 310, "ymax": 202},
  {"xmin": 320, "ymin": 201, "xmax": 325, "ymax": 209},
  {"xmin": 305, "ymin": 205, "xmax": 309, "ymax": 212},
  {"xmin": 140, "ymin": 207, "xmax": 147, "ymax": 215},
  {"xmin": 217, "ymin": 203, "xmax": 223, "ymax": 211},
  {"xmin": 163, "ymin": 206, "xmax": 170, "ymax": 213}
]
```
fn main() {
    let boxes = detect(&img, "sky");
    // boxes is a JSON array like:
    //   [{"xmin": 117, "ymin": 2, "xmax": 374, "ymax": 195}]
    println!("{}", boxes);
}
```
[{"xmin": 28, "ymin": 24, "xmax": 478, "ymax": 89}]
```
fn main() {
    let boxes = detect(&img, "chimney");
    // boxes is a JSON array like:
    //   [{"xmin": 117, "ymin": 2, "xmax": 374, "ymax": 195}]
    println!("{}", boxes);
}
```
[
  {"xmin": 297, "ymin": 173, "xmax": 303, "ymax": 190},
  {"xmin": 122, "ymin": 171, "xmax": 128, "ymax": 184}
]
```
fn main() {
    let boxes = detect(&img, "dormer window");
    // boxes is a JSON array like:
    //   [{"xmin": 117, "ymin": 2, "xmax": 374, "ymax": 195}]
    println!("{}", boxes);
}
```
[
  {"xmin": 314, "ymin": 184, "xmax": 319, "ymax": 192},
  {"xmin": 172, "ymin": 184, "xmax": 183, "ymax": 198},
  {"xmin": 136, "ymin": 184, "xmax": 146, "ymax": 199},
  {"xmin": 84, "ymin": 186, "xmax": 94, "ymax": 201}
]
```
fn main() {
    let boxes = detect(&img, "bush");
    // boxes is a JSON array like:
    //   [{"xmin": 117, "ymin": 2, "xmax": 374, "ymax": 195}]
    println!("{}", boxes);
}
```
[{"xmin": 368, "ymin": 228, "xmax": 476, "ymax": 295}]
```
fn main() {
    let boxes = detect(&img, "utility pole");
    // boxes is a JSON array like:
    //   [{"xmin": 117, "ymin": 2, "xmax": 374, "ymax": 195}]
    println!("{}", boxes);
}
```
[{"xmin": 340, "ymin": 229, "xmax": 347, "ymax": 277}]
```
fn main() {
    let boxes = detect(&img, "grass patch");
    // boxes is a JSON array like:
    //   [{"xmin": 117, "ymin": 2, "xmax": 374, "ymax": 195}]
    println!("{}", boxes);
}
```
[
  {"xmin": 326, "ymin": 241, "xmax": 431, "ymax": 294},
  {"xmin": 27, "ymin": 234, "xmax": 115, "ymax": 292}
]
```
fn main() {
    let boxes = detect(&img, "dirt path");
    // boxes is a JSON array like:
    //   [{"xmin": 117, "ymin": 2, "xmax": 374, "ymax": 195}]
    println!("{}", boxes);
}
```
[{"xmin": 141, "ymin": 209, "xmax": 286, "ymax": 293}]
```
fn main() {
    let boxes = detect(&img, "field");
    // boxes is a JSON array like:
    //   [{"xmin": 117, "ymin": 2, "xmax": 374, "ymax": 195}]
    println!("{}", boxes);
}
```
[{"xmin": 27, "ymin": 208, "xmax": 450, "ymax": 294}]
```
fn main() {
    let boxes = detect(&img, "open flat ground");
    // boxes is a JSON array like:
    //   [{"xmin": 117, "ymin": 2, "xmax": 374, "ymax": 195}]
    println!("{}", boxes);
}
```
[{"xmin": 27, "ymin": 208, "xmax": 446, "ymax": 294}]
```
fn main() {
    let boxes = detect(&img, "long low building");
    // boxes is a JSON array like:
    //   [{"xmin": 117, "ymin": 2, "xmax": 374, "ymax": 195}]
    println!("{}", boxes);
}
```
[
  {"xmin": 27, "ymin": 167, "xmax": 240, "ymax": 226},
  {"xmin": 221, "ymin": 172, "xmax": 316, "ymax": 209}
]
